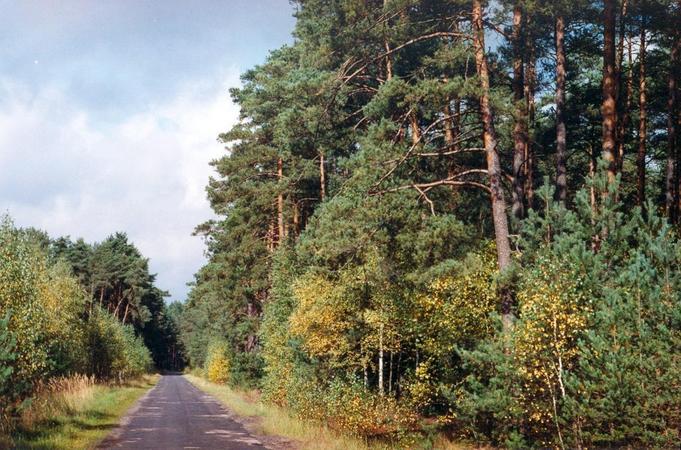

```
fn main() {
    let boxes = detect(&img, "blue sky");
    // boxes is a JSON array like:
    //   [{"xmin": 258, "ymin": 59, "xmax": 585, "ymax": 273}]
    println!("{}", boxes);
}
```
[{"xmin": 0, "ymin": 0, "xmax": 296, "ymax": 301}]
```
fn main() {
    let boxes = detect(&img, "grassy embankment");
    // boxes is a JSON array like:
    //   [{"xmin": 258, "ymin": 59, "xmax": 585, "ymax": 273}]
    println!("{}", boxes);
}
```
[
  {"xmin": 2, "ymin": 374, "xmax": 158, "ymax": 450},
  {"xmin": 185, "ymin": 373, "xmax": 466, "ymax": 450}
]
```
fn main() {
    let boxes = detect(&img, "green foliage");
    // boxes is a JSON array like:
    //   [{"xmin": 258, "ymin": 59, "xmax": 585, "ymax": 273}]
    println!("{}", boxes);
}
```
[
  {"xmin": 0, "ymin": 313, "xmax": 17, "ymax": 424},
  {"xmin": 39, "ymin": 261, "xmax": 90, "ymax": 375},
  {"xmin": 458, "ymin": 180, "xmax": 681, "ymax": 448},
  {"xmin": 177, "ymin": 0, "xmax": 681, "ymax": 446},
  {"xmin": 85, "ymin": 310, "xmax": 152, "ymax": 381},
  {"xmin": 0, "ymin": 216, "xmax": 159, "ymax": 429},
  {"xmin": 52, "ymin": 233, "xmax": 184, "ymax": 371},
  {"xmin": 0, "ymin": 217, "xmax": 51, "ymax": 416}
]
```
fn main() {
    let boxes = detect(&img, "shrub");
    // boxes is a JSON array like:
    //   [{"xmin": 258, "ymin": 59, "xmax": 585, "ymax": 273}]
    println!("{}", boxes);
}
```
[
  {"xmin": 204, "ymin": 340, "xmax": 231, "ymax": 384},
  {"xmin": 321, "ymin": 379, "xmax": 419, "ymax": 438},
  {"xmin": 85, "ymin": 310, "xmax": 152, "ymax": 381},
  {"xmin": 39, "ymin": 261, "xmax": 89, "ymax": 375}
]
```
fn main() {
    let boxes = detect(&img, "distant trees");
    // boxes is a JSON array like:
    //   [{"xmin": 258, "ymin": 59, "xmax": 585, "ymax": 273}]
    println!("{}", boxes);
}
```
[
  {"xmin": 179, "ymin": 0, "xmax": 681, "ymax": 446},
  {"xmin": 0, "ymin": 215, "xmax": 183, "ymax": 427},
  {"xmin": 51, "ymin": 232, "xmax": 184, "ymax": 371}
]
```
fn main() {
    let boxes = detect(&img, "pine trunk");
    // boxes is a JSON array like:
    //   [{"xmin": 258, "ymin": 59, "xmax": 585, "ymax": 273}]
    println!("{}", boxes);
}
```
[
  {"xmin": 410, "ymin": 113, "xmax": 421, "ymax": 145},
  {"xmin": 319, "ymin": 152, "xmax": 326, "ymax": 201},
  {"xmin": 444, "ymin": 98, "xmax": 461, "ymax": 199},
  {"xmin": 122, "ymin": 302, "xmax": 130, "ymax": 325},
  {"xmin": 511, "ymin": 3, "xmax": 527, "ymax": 220},
  {"xmin": 277, "ymin": 157, "xmax": 284, "ymax": 245},
  {"xmin": 524, "ymin": 32, "xmax": 537, "ymax": 209},
  {"xmin": 293, "ymin": 201, "xmax": 300, "ymax": 236},
  {"xmin": 267, "ymin": 219, "xmax": 275, "ymax": 252},
  {"xmin": 667, "ymin": 29, "xmax": 680, "ymax": 222},
  {"xmin": 472, "ymin": 0, "xmax": 513, "ymax": 329},
  {"xmin": 637, "ymin": 24, "xmax": 647, "ymax": 206},
  {"xmin": 113, "ymin": 297, "xmax": 124, "ymax": 319},
  {"xmin": 555, "ymin": 14, "xmax": 568, "ymax": 204},
  {"xmin": 388, "ymin": 351, "xmax": 393, "ymax": 394},
  {"xmin": 602, "ymin": 0, "xmax": 618, "ymax": 186},
  {"xmin": 615, "ymin": 0, "xmax": 629, "ymax": 171},
  {"xmin": 378, "ymin": 327, "xmax": 384, "ymax": 396},
  {"xmin": 620, "ymin": 32, "xmax": 634, "ymax": 172}
]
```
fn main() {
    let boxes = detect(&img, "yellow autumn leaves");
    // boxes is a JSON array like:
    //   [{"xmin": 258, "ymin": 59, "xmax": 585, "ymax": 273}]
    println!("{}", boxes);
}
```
[
  {"xmin": 289, "ymin": 246, "xmax": 498, "ymax": 411},
  {"xmin": 513, "ymin": 256, "xmax": 591, "ymax": 430},
  {"xmin": 205, "ymin": 340, "xmax": 231, "ymax": 384}
]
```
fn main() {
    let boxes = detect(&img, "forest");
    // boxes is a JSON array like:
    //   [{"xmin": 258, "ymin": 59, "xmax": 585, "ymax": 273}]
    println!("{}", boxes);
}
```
[
  {"xmin": 0, "ymin": 217, "xmax": 184, "ymax": 432},
  {"xmin": 178, "ymin": 0, "xmax": 681, "ymax": 448}
]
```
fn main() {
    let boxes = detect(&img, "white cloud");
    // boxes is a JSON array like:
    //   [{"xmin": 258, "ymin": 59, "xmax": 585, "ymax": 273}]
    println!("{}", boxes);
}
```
[{"xmin": 0, "ymin": 69, "xmax": 241, "ymax": 301}]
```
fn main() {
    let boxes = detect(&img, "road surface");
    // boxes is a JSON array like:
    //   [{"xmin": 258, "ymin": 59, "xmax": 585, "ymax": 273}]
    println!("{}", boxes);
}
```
[{"xmin": 98, "ymin": 375, "xmax": 267, "ymax": 449}]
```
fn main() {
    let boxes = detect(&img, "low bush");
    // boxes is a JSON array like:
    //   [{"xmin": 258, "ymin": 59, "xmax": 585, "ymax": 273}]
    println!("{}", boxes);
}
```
[
  {"xmin": 204, "ymin": 339, "xmax": 231, "ymax": 384},
  {"xmin": 86, "ymin": 310, "xmax": 152, "ymax": 381}
]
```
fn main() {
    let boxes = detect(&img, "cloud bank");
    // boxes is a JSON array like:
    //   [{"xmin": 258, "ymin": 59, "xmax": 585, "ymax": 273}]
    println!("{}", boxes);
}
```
[{"xmin": 0, "ymin": 71, "xmax": 241, "ymax": 301}]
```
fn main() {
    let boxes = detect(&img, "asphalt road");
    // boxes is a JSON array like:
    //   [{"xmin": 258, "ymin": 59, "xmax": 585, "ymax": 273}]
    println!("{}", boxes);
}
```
[{"xmin": 98, "ymin": 375, "xmax": 267, "ymax": 449}]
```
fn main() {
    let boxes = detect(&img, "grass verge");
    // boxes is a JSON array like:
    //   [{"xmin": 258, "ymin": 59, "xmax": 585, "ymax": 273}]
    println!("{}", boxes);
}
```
[
  {"xmin": 184, "ymin": 374, "xmax": 466, "ymax": 450},
  {"xmin": 4, "ymin": 374, "xmax": 158, "ymax": 450}
]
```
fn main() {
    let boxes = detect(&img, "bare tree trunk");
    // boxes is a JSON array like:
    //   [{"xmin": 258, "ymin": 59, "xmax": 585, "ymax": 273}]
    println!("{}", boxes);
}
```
[
  {"xmin": 511, "ymin": 3, "xmax": 527, "ymax": 220},
  {"xmin": 378, "ymin": 327, "xmax": 384, "ymax": 396},
  {"xmin": 410, "ymin": 113, "xmax": 421, "ymax": 145},
  {"xmin": 637, "ymin": 23, "xmax": 647, "ymax": 206},
  {"xmin": 555, "ymin": 14, "xmax": 568, "ymax": 204},
  {"xmin": 267, "ymin": 219, "xmax": 275, "ymax": 252},
  {"xmin": 472, "ymin": 0, "xmax": 514, "ymax": 330},
  {"xmin": 245, "ymin": 300, "xmax": 258, "ymax": 352},
  {"xmin": 615, "ymin": 0, "xmax": 629, "ymax": 171},
  {"xmin": 384, "ymin": 39, "xmax": 393, "ymax": 80},
  {"xmin": 292, "ymin": 201, "xmax": 300, "ymax": 236},
  {"xmin": 525, "ymin": 32, "xmax": 537, "ymax": 209},
  {"xmin": 113, "ymin": 297, "xmax": 124, "ymax": 319},
  {"xmin": 667, "ymin": 30, "xmax": 680, "ymax": 222},
  {"xmin": 122, "ymin": 302, "xmax": 130, "ymax": 325},
  {"xmin": 388, "ymin": 351, "xmax": 394, "ymax": 394},
  {"xmin": 619, "ymin": 31, "xmax": 634, "ymax": 172},
  {"xmin": 319, "ymin": 152, "xmax": 326, "ymax": 201},
  {"xmin": 602, "ymin": 0, "xmax": 618, "ymax": 186},
  {"xmin": 590, "ymin": 147, "xmax": 597, "ymax": 212},
  {"xmin": 383, "ymin": 0, "xmax": 393, "ymax": 81},
  {"xmin": 589, "ymin": 144, "xmax": 601, "ymax": 252},
  {"xmin": 277, "ymin": 157, "xmax": 284, "ymax": 245},
  {"xmin": 444, "ymin": 101, "xmax": 456, "ymax": 146},
  {"xmin": 444, "ymin": 98, "xmax": 462, "ymax": 200}
]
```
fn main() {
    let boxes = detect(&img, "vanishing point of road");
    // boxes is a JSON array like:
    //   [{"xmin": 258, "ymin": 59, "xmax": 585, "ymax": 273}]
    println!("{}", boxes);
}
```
[{"xmin": 98, "ymin": 375, "xmax": 267, "ymax": 449}]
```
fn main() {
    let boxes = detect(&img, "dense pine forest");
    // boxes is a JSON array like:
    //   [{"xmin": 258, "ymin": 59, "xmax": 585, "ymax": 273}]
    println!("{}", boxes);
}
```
[
  {"xmin": 178, "ymin": 0, "xmax": 681, "ymax": 447},
  {"xmin": 0, "ymin": 217, "xmax": 184, "ymax": 431}
]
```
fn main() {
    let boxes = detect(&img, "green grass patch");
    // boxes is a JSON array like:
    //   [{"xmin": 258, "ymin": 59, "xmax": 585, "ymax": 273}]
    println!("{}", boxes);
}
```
[{"xmin": 6, "ymin": 374, "xmax": 158, "ymax": 450}]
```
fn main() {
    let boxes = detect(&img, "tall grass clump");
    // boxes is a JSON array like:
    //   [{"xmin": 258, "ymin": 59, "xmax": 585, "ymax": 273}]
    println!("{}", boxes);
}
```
[{"xmin": 18, "ymin": 375, "xmax": 97, "ymax": 429}]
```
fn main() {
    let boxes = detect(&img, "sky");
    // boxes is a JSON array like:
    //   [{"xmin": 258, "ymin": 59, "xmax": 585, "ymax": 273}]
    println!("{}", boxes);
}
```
[{"xmin": 0, "ymin": 0, "xmax": 297, "ymax": 302}]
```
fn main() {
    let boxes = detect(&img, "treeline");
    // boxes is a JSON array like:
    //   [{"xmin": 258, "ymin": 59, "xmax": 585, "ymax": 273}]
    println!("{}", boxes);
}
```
[
  {"xmin": 179, "ymin": 0, "xmax": 681, "ymax": 447},
  {"xmin": 0, "ymin": 216, "xmax": 183, "ymax": 427}
]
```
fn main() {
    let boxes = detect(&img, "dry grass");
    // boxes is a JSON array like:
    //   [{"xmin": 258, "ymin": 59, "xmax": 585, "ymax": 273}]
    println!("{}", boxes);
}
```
[
  {"xmin": 185, "ymin": 374, "xmax": 377, "ymax": 449},
  {"xmin": 19, "ymin": 374, "xmax": 98, "ymax": 429},
  {"xmin": 185, "ymin": 374, "xmax": 471, "ymax": 450},
  {"xmin": 4, "ymin": 374, "xmax": 158, "ymax": 449}
]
